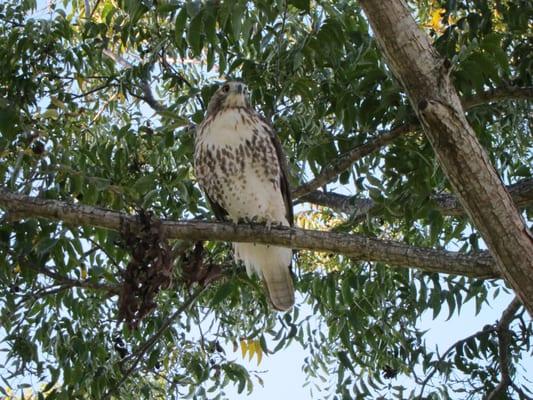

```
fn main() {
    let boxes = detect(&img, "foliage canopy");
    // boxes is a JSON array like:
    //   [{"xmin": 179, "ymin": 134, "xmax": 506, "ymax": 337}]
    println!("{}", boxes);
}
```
[{"xmin": 0, "ymin": 0, "xmax": 531, "ymax": 398}]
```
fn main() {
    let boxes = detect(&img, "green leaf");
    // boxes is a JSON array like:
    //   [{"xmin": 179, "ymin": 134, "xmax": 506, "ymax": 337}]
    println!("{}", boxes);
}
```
[
  {"xmin": 211, "ymin": 281, "xmax": 233, "ymax": 306},
  {"xmin": 288, "ymin": 0, "xmax": 310, "ymax": 12},
  {"xmin": 185, "ymin": 0, "xmax": 202, "ymax": 18},
  {"xmin": 231, "ymin": 5, "xmax": 244, "ymax": 39},
  {"xmin": 341, "ymin": 277, "xmax": 352, "ymax": 305},
  {"xmin": 133, "ymin": 175, "xmax": 156, "ymax": 193},
  {"xmin": 157, "ymin": 1, "xmax": 179, "ymax": 13},
  {"xmin": 175, "ymin": 7, "xmax": 188, "ymax": 39},
  {"xmin": 188, "ymin": 12, "xmax": 204, "ymax": 56},
  {"xmin": 43, "ymin": 108, "xmax": 59, "ymax": 120},
  {"xmin": 338, "ymin": 351, "xmax": 355, "ymax": 373},
  {"xmin": 94, "ymin": 178, "xmax": 110, "ymax": 192},
  {"xmin": 35, "ymin": 237, "xmax": 59, "ymax": 254}
]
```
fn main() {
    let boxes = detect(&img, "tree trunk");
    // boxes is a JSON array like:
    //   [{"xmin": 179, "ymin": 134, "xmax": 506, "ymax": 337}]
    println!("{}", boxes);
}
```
[{"xmin": 358, "ymin": 0, "xmax": 533, "ymax": 315}]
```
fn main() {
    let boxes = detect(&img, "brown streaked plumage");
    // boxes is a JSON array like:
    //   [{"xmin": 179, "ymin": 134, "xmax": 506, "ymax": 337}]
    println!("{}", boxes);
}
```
[{"xmin": 194, "ymin": 81, "xmax": 294, "ymax": 311}]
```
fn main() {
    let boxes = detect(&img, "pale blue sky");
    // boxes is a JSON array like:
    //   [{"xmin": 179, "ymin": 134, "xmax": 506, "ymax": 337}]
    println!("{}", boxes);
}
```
[{"xmin": 227, "ymin": 290, "xmax": 531, "ymax": 399}]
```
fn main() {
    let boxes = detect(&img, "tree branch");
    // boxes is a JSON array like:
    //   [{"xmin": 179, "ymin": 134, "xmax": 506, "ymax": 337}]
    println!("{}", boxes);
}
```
[
  {"xmin": 420, "ymin": 297, "xmax": 523, "ymax": 399},
  {"xmin": 292, "ymin": 124, "xmax": 415, "ymax": 198},
  {"xmin": 0, "ymin": 189, "xmax": 498, "ymax": 279},
  {"xmin": 292, "ymin": 86, "xmax": 533, "ymax": 199},
  {"xmin": 358, "ymin": 0, "xmax": 533, "ymax": 316},
  {"xmin": 296, "ymin": 191, "xmax": 374, "ymax": 216},
  {"xmin": 102, "ymin": 49, "xmax": 169, "ymax": 115},
  {"xmin": 298, "ymin": 178, "xmax": 533, "ymax": 219},
  {"xmin": 462, "ymin": 86, "xmax": 533, "ymax": 109},
  {"xmin": 31, "ymin": 263, "xmax": 119, "ymax": 295},
  {"xmin": 103, "ymin": 285, "xmax": 209, "ymax": 399},
  {"xmin": 486, "ymin": 297, "xmax": 523, "ymax": 400},
  {"xmin": 419, "ymin": 325, "xmax": 495, "ymax": 398}
]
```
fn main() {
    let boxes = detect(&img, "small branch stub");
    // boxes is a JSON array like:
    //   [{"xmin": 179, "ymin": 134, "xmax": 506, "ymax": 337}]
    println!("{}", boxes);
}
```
[{"xmin": 418, "ymin": 99, "xmax": 429, "ymax": 111}]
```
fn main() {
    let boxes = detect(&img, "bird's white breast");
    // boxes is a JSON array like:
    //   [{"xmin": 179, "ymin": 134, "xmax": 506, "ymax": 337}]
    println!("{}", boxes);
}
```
[
  {"xmin": 199, "ymin": 109, "xmax": 253, "ymax": 147},
  {"xmin": 195, "ymin": 109, "xmax": 288, "ymax": 226}
]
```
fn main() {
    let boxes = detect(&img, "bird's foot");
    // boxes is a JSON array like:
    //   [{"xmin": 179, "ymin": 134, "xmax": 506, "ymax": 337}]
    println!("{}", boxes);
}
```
[
  {"xmin": 264, "ymin": 220, "xmax": 284, "ymax": 233},
  {"xmin": 238, "ymin": 216, "xmax": 259, "ymax": 229}
]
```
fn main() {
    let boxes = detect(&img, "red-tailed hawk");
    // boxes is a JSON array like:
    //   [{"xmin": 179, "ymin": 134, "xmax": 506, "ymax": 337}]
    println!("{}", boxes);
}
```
[{"xmin": 194, "ymin": 81, "xmax": 294, "ymax": 311}]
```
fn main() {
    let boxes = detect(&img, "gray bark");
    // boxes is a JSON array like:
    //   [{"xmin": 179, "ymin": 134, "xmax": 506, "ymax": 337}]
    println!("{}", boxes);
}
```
[
  {"xmin": 298, "ymin": 178, "xmax": 533, "ymax": 219},
  {"xmin": 0, "ymin": 189, "xmax": 498, "ymax": 279}
]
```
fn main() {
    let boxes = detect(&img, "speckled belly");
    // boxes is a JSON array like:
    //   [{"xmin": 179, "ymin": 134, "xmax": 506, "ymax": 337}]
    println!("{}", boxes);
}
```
[{"xmin": 194, "ymin": 121, "xmax": 287, "ymax": 224}]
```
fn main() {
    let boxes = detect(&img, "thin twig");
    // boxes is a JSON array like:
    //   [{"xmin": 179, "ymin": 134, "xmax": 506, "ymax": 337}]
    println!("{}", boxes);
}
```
[
  {"xmin": 103, "ymin": 49, "xmax": 132, "ymax": 69},
  {"xmin": 87, "ymin": 236, "xmax": 121, "ymax": 269},
  {"xmin": 292, "ymin": 86, "xmax": 533, "ymax": 199},
  {"xmin": 90, "ymin": 90, "xmax": 119, "ymax": 123},
  {"xmin": 102, "ymin": 49, "xmax": 172, "ymax": 115},
  {"xmin": 89, "ymin": 0, "xmax": 102, "ymax": 18},
  {"xmin": 485, "ymin": 297, "xmax": 523, "ymax": 400},
  {"xmin": 103, "ymin": 285, "xmax": 209, "ymax": 399},
  {"xmin": 71, "ymin": 80, "xmax": 115, "ymax": 99}
]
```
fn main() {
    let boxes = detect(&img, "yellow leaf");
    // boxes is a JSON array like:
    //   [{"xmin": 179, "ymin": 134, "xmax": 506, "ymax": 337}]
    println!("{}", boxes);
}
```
[
  {"xmin": 51, "ymin": 97, "xmax": 66, "ymax": 109},
  {"xmin": 75, "ymin": 73, "xmax": 85, "ymax": 92},
  {"xmin": 240, "ymin": 339, "xmax": 248, "ymax": 358},
  {"xmin": 255, "ymin": 341, "xmax": 263, "ymax": 365},
  {"xmin": 14, "ymin": 264, "xmax": 21, "ymax": 274},
  {"xmin": 81, "ymin": 265, "xmax": 88, "ymax": 279},
  {"xmin": 247, "ymin": 339, "xmax": 255, "ymax": 361},
  {"xmin": 430, "ymin": 8, "xmax": 445, "ymax": 31}
]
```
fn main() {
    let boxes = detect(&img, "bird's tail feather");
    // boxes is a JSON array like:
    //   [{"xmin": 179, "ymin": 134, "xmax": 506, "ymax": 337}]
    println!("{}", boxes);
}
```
[{"xmin": 233, "ymin": 243, "xmax": 295, "ymax": 311}]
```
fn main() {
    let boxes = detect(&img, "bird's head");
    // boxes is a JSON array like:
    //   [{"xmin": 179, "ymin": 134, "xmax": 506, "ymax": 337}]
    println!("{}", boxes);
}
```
[{"xmin": 205, "ymin": 81, "xmax": 251, "ymax": 116}]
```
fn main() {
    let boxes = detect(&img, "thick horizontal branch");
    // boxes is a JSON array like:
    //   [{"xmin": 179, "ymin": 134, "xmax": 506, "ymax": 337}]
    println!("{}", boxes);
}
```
[
  {"xmin": 299, "ymin": 178, "xmax": 533, "ymax": 218},
  {"xmin": 292, "ymin": 86, "xmax": 533, "ymax": 199},
  {"xmin": 431, "ymin": 178, "xmax": 533, "ymax": 216},
  {"xmin": 0, "ymin": 189, "xmax": 498, "ymax": 279},
  {"xmin": 297, "ymin": 191, "xmax": 374, "ymax": 217}
]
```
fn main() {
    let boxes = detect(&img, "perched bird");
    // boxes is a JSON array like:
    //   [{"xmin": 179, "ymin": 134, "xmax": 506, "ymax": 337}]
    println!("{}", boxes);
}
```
[{"xmin": 194, "ymin": 81, "xmax": 295, "ymax": 311}]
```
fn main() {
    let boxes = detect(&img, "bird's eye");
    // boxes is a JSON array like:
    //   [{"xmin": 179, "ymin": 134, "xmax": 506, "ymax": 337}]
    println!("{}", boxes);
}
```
[{"xmin": 222, "ymin": 85, "xmax": 230, "ymax": 93}]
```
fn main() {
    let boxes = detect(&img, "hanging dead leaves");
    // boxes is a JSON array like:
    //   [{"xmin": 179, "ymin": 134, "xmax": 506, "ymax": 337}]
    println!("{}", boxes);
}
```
[
  {"xmin": 118, "ymin": 210, "xmax": 174, "ymax": 329},
  {"xmin": 117, "ymin": 211, "xmax": 226, "ymax": 329},
  {"xmin": 180, "ymin": 242, "xmax": 225, "ymax": 288}
]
